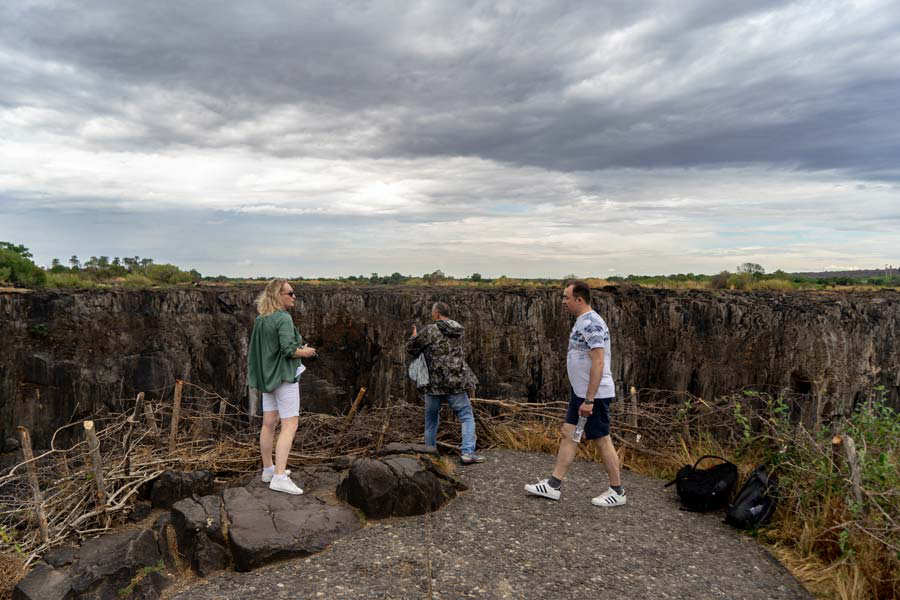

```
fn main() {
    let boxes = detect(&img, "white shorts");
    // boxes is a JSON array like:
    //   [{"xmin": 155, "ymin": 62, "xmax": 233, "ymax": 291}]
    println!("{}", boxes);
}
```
[{"xmin": 261, "ymin": 382, "xmax": 300, "ymax": 418}]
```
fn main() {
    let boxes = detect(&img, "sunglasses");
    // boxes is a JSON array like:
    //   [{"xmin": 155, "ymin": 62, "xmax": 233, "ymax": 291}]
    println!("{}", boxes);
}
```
[{"xmin": 282, "ymin": 291, "xmax": 296, "ymax": 297}]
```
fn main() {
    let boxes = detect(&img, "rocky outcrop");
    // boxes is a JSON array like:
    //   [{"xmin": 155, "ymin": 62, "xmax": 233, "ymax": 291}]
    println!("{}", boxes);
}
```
[
  {"xmin": 14, "ymin": 528, "xmax": 168, "ymax": 600},
  {"xmin": 2, "ymin": 285, "xmax": 898, "ymax": 447},
  {"xmin": 15, "ymin": 470, "xmax": 365, "ymax": 598},
  {"xmin": 337, "ymin": 454, "xmax": 467, "ymax": 518}
]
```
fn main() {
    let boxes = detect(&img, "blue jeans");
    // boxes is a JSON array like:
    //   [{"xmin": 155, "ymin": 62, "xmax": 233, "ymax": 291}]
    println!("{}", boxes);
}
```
[{"xmin": 424, "ymin": 392, "xmax": 476, "ymax": 455}]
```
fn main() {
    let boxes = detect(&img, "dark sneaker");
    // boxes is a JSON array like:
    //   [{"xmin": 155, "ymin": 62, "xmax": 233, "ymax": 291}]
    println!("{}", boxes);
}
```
[{"xmin": 460, "ymin": 453, "xmax": 486, "ymax": 465}]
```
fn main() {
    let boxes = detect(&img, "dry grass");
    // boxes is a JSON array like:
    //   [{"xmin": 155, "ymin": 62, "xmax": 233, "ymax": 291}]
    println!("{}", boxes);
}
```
[
  {"xmin": 3, "ymin": 384, "xmax": 895, "ymax": 599},
  {"xmin": 0, "ymin": 553, "xmax": 25, "ymax": 600}
]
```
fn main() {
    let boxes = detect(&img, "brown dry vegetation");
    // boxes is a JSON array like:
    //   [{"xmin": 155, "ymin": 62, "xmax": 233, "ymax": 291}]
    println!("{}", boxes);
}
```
[{"xmin": 2, "ymin": 383, "xmax": 896, "ymax": 599}]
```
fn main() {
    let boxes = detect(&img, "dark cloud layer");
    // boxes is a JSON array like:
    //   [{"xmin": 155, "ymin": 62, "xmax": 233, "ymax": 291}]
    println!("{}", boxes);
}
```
[{"xmin": 3, "ymin": 1, "xmax": 899, "ymax": 175}]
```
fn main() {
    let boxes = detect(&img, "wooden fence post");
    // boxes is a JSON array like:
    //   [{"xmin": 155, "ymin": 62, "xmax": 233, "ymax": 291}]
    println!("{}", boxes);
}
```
[
  {"xmin": 56, "ymin": 451, "xmax": 70, "ymax": 478},
  {"xmin": 122, "ymin": 392, "xmax": 145, "ymax": 474},
  {"xmin": 335, "ymin": 388, "xmax": 367, "ymax": 449},
  {"xmin": 629, "ymin": 386, "xmax": 639, "ymax": 433},
  {"xmin": 143, "ymin": 401, "xmax": 159, "ymax": 437},
  {"xmin": 248, "ymin": 387, "xmax": 260, "ymax": 433},
  {"xmin": 843, "ymin": 434, "xmax": 864, "ymax": 508},
  {"xmin": 169, "ymin": 380, "xmax": 183, "ymax": 454},
  {"xmin": 131, "ymin": 392, "xmax": 145, "ymax": 421},
  {"xmin": 83, "ymin": 420, "xmax": 107, "ymax": 509},
  {"xmin": 16, "ymin": 427, "xmax": 50, "ymax": 544}
]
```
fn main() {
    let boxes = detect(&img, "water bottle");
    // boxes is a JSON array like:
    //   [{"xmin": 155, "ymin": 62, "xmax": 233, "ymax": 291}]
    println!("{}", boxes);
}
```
[{"xmin": 572, "ymin": 416, "xmax": 587, "ymax": 443}]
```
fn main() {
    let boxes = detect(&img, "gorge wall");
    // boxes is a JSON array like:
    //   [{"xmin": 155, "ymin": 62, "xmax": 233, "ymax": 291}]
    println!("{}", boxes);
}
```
[{"xmin": 1, "ymin": 285, "xmax": 898, "ymax": 449}]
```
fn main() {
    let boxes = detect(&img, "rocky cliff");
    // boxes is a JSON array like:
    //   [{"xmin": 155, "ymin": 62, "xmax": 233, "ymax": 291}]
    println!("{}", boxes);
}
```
[{"xmin": 2, "ymin": 285, "xmax": 898, "ymax": 449}]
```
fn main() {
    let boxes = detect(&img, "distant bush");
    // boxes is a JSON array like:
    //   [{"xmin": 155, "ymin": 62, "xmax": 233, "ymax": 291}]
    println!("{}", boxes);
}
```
[
  {"xmin": 45, "ymin": 271, "xmax": 98, "ymax": 288},
  {"xmin": 709, "ymin": 271, "xmax": 730, "ymax": 289},
  {"xmin": 142, "ymin": 263, "xmax": 197, "ymax": 284},
  {"xmin": 121, "ymin": 274, "xmax": 155, "ymax": 288},
  {"xmin": 748, "ymin": 278, "xmax": 797, "ymax": 291}
]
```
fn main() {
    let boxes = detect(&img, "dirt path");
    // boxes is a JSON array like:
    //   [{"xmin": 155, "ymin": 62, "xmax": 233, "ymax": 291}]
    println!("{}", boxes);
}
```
[{"xmin": 169, "ymin": 449, "xmax": 812, "ymax": 599}]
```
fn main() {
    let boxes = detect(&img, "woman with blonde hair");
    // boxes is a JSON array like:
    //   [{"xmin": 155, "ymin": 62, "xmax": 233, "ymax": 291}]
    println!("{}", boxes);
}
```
[{"xmin": 247, "ymin": 279, "xmax": 316, "ymax": 494}]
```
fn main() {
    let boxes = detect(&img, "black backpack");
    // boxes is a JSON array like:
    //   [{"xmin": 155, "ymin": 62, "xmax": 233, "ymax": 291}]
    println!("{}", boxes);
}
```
[
  {"xmin": 725, "ymin": 465, "xmax": 778, "ymax": 529},
  {"xmin": 665, "ymin": 455, "xmax": 738, "ymax": 512}
]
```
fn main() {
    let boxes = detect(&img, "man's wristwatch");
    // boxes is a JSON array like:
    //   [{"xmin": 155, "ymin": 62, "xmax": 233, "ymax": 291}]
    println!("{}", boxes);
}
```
[{"xmin": 583, "ymin": 399, "xmax": 594, "ymax": 405}]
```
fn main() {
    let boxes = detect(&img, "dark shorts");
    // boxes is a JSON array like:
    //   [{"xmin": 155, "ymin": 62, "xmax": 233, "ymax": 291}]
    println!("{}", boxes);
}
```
[{"xmin": 565, "ymin": 389, "xmax": 613, "ymax": 440}]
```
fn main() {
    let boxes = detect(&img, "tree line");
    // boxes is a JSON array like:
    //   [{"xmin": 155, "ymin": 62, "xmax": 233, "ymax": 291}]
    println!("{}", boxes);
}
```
[{"xmin": 0, "ymin": 242, "xmax": 200, "ymax": 288}]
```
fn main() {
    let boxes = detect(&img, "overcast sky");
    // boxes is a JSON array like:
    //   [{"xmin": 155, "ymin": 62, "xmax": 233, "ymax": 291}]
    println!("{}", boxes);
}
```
[{"xmin": 2, "ymin": 1, "xmax": 898, "ymax": 278}]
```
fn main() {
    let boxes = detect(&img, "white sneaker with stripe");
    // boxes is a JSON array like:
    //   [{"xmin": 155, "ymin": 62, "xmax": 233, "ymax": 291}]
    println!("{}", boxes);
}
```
[
  {"xmin": 261, "ymin": 468, "xmax": 291, "ymax": 483},
  {"xmin": 591, "ymin": 487, "xmax": 626, "ymax": 507},
  {"xmin": 524, "ymin": 478, "xmax": 561, "ymax": 500}
]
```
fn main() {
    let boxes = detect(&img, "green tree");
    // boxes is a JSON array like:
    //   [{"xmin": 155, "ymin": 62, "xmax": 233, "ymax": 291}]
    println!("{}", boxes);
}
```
[
  {"xmin": 470, "ymin": 272, "xmax": 482, "ymax": 281},
  {"xmin": 738, "ymin": 262, "xmax": 764, "ymax": 276},
  {"xmin": 0, "ymin": 244, "xmax": 46, "ymax": 287},
  {"xmin": 0, "ymin": 242, "xmax": 32, "ymax": 259},
  {"xmin": 69, "ymin": 255, "xmax": 80, "ymax": 270}
]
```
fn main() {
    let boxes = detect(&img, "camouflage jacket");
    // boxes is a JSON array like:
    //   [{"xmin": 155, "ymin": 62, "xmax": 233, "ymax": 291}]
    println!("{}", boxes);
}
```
[{"xmin": 406, "ymin": 319, "xmax": 478, "ymax": 395}]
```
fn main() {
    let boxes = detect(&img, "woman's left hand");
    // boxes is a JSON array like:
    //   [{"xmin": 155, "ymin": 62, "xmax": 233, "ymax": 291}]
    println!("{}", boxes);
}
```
[{"xmin": 297, "ymin": 345, "xmax": 317, "ymax": 358}]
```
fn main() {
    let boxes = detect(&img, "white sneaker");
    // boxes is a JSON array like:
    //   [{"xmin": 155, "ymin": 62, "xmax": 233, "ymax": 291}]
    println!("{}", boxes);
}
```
[
  {"xmin": 591, "ymin": 487, "xmax": 626, "ymax": 507},
  {"xmin": 524, "ymin": 479, "xmax": 561, "ymax": 501},
  {"xmin": 261, "ymin": 468, "xmax": 291, "ymax": 483},
  {"xmin": 269, "ymin": 474, "xmax": 303, "ymax": 495}
]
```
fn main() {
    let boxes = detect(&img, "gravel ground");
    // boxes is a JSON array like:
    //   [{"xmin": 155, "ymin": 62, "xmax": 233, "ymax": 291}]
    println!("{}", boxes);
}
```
[{"xmin": 168, "ymin": 449, "xmax": 812, "ymax": 600}]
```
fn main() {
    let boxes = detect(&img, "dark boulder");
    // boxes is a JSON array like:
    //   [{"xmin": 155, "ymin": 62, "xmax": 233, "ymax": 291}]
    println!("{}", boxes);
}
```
[
  {"xmin": 12, "ymin": 562, "xmax": 73, "ymax": 600},
  {"xmin": 148, "ymin": 470, "xmax": 213, "ymax": 508},
  {"xmin": 68, "ymin": 528, "xmax": 167, "ymax": 599},
  {"xmin": 171, "ymin": 494, "xmax": 229, "ymax": 576},
  {"xmin": 337, "ymin": 455, "xmax": 466, "ymax": 519},
  {"xmin": 43, "ymin": 546, "xmax": 77, "ymax": 568},
  {"xmin": 127, "ymin": 500, "xmax": 152, "ymax": 523},
  {"xmin": 223, "ymin": 484, "xmax": 362, "ymax": 571}
]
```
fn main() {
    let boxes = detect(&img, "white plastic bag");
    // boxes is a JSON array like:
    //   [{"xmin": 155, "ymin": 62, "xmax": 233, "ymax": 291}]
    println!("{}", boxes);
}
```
[{"xmin": 407, "ymin": 354, "xmax": 429, "ymax": 388}]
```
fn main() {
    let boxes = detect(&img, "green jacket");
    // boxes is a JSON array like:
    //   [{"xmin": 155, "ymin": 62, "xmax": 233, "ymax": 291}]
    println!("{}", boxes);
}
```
[{"xmin": 247, "ymin": 310, "xmax": 303, "ymax": 393}]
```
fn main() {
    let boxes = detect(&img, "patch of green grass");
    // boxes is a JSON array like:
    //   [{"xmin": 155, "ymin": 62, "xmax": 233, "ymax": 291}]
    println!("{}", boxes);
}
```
[{"xmin": 117, "ymin": 560, "xmax": 165, "ymax": 598}]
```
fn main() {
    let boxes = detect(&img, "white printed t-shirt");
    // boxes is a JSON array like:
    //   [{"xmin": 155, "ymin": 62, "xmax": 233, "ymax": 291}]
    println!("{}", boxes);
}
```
[{"xmin": 566, "ymin": 310, "xmax": 614, "ymax": 399}]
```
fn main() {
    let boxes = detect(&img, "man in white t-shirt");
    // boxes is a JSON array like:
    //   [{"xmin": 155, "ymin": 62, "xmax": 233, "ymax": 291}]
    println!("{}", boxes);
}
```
[{"xmin": 524, "ymin": 280, "xmax": 626, "ymax": 507}]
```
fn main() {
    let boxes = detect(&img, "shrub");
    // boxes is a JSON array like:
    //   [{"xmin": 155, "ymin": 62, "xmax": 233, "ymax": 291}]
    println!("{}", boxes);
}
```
[
  {"xmin": 45, "ymin": 271, "xmax": 98, "ymax": 288},
  {"xmin": 121, "ymin": 274, "xmax": 155, "ymax": 288},
  {"xmin": 0, "ymin": 248, "xmax": 46, "ymax": 287},
  {"xmin": 747, "ymin": 279, "xmax": 797, "ymax": 292},
  {"xmin": 141, "ymin": 263, "xmax": 195, "ymax": 284},
  {"xmin": 710, "ymin": 271, "xmax": 731, "ymax": 289}
]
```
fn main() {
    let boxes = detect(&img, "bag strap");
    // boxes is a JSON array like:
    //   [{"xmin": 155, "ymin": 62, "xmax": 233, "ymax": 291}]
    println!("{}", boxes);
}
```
[{"xmin": 692, "ymin": 455, "xmax": 734, "ymax": 469}]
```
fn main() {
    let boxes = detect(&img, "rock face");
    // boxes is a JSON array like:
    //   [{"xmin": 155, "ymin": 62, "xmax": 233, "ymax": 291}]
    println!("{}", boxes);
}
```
[
  {"xmin": 337, "ymin": 454, "xmax": 467, "ymax": 518},
  {"xmin": 2, "ymin": 285, "xmax": 898, "ymax": 447}
]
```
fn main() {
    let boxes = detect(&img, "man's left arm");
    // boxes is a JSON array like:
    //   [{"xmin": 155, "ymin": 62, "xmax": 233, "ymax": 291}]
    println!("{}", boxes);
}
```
[{"xmin": 579, "ymin": 348, "xmax": 604, "ymax": 416}]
